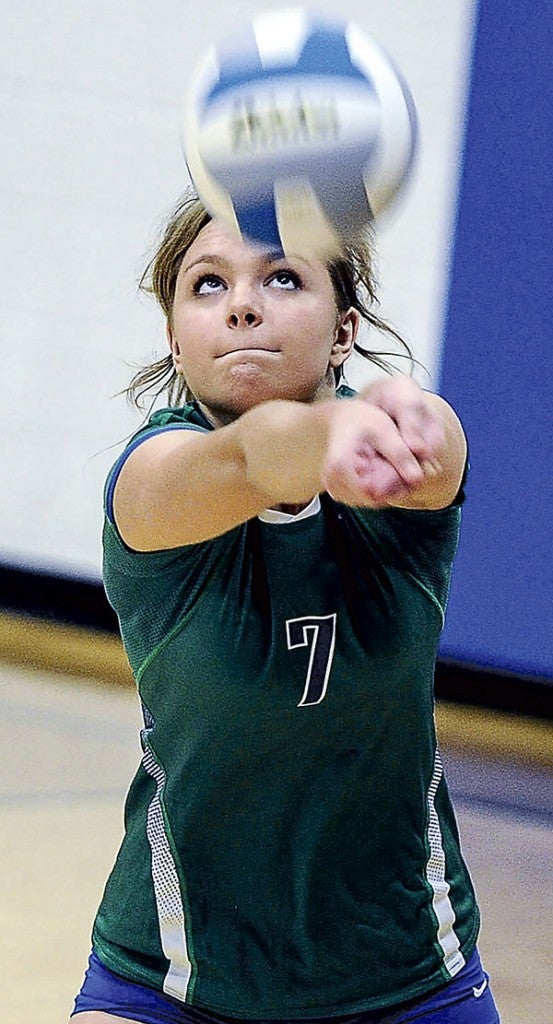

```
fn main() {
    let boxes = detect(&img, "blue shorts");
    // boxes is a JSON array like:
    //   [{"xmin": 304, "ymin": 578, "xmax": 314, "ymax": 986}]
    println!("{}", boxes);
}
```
[{"xmin": 71, "ymin": 948, "xmax": 500, "ymax": 1023}]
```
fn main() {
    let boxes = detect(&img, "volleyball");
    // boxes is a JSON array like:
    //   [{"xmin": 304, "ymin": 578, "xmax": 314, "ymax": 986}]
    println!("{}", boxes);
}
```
[{"xmin": 183, "ymin": 8, "xmax": 418, "ymax": 256}]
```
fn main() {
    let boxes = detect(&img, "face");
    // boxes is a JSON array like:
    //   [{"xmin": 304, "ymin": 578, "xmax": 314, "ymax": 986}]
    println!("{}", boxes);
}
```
[{"xmin": 167, "ymin": 220, "xmax": 359, "ymax": 426}]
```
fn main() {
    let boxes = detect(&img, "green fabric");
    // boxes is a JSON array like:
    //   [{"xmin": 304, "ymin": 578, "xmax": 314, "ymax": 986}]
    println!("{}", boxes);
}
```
[{"xmin": 93, "ymin": 398, "xmax": 479, "ymax": 1017}]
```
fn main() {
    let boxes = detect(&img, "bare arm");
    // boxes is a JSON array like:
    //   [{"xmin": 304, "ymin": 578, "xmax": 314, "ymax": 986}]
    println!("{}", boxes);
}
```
[
  {"xmin": 113, "ymin": 402, "xmax": 336, "ymax": 550},
  {"xmin": 113, "ymin": 381, "xmax": 466, "ymax": 550},
  {"xmin": 320, "ymin": 378, "xmax": 467, "ymax": 512},
  {"xmin": 385, "ymin": 391, "xmax": 467, "ymax": 511}
]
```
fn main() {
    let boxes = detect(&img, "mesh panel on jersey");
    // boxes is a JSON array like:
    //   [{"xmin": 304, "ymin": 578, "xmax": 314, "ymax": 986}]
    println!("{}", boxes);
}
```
[
  {"xmin": 142, "ymin": 742, "xmax": 192, "ymax": 1001},
  {"xmin": 424, "ymin": 749, "xmax": 465, "ymax": 977}
]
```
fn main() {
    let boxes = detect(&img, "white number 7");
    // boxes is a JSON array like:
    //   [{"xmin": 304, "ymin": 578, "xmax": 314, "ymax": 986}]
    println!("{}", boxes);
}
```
[{"xmin": 285, "ymin": 614, "xmax": 337, "ymax": 707}]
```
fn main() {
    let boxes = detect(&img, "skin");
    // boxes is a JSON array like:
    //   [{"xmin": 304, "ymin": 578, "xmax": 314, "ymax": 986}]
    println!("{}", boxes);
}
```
[
  {"xmin": 70, "ymin": 224, "xmax": 467, "ymax": 1020},
  {"xmin": 109, "ymin": 218, "xmax": 466, "ymax": 552},
  {"xmin": 112, "ymin": 220, "xmax": 466, "ymax": 544},
  {"xmin": 166, "ymin": 220, "xmax": 357, "ymax": 423}
]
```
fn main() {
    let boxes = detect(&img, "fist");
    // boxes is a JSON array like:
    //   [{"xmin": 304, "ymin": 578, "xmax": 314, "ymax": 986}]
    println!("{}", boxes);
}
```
[{"xmin": 322, "ymin": 377, "xmax": 446, "ymax": 507}]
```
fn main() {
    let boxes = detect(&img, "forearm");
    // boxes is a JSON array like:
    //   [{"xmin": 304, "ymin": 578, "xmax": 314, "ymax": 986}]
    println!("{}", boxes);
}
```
[
  {"xmin": 235, "ymin": 386, "xmax": 454, "ymax": 510},
  {"xmin": 235, "ymin": 399, "xmax": 334, "ymax": 503},
  {"xmin": 235, "ymin": 386, "xmax": 464, "ymax": 511}
]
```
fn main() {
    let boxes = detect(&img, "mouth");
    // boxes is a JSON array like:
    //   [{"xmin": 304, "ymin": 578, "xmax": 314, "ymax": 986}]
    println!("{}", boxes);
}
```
[{"xmin": 218, "ymin": 347, "xmax": 280, "ymax": 359}]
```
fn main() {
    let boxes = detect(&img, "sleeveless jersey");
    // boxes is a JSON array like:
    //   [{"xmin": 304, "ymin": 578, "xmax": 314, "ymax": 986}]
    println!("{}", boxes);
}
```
[{"xmin": 93, "ymin": 396, "xmax": 479, "ymax": 1018}]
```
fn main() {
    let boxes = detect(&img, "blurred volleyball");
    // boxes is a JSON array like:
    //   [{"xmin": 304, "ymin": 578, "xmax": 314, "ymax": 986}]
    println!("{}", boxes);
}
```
[{"xmin": 183, "ymin": 8, "xmax": 418, "ymax": 256}]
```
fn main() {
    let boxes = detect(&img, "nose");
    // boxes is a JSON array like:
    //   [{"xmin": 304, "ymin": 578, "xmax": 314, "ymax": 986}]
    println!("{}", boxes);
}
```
[{"xmin": 226, "ymin": 296, "xmax": 263, "ymax": 330}]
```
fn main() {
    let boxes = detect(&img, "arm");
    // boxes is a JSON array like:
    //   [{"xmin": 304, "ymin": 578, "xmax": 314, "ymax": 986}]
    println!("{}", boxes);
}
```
[
  {"xmin": 385, "ymin": 391, "xmax": 467, "ymax": 511},
  {"xmin": 113, "ymin": 380, "xmax": 465, "ymax": 550},
  {"xmin": 113, "ymin": 402, "xmax": 337, "ymax": 550},
  {"xmin": 321, "ymin": 377, "xmax": 467, "ymax": 512}
]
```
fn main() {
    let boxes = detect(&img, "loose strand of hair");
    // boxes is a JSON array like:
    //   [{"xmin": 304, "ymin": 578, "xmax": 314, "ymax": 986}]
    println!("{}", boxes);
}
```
[{"xmin": 123, "ymin": 357, "xmax": 190, "ymax": 411}]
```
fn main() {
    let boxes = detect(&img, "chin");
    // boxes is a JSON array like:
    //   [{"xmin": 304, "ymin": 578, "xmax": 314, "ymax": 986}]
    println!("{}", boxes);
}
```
[{"xmin": 197, "ymin": 372, "xmax": 332, "ymax": 425}]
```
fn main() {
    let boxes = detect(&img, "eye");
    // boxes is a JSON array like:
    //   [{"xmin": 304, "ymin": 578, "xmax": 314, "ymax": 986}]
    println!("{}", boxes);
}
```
[
  {"xmin": 194, "ymin": 274, "xmax": 225, "ymax": 296},
  {"xmin": 268, "ymin": 269, "xmax": 302, "ymax": 291}
]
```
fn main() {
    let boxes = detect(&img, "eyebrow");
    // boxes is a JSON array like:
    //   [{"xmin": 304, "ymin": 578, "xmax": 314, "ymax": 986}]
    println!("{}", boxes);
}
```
[
  {"xmin": 181, "ymin": 255, "xmax": 230, "ymax": 274},
  {"xmin": 181, "ymin": 252, "xmax": 316, "ymax": 274}
]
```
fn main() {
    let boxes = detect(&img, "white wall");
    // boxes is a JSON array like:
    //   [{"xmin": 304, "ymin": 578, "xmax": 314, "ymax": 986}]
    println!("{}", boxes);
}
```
[{"xmin": 0, "ymin": 0, "xmax": 476, "ymax": 578}]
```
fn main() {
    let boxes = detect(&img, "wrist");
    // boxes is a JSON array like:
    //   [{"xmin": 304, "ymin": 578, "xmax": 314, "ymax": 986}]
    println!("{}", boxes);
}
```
[{"xmin": 237, "ymin": 399, "xmax": 334, "ymax": 502}]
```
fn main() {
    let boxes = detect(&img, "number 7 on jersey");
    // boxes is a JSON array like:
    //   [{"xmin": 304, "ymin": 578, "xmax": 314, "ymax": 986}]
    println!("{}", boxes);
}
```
[{"xmin": 285, "ymin": 614, "xmax": 337, "ymax": 707}]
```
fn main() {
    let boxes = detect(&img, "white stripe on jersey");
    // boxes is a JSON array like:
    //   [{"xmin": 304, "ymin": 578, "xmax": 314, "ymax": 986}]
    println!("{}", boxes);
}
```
[
  {"xmin": 425, "ymin": 749, "xmax": 466, "ymax": 976},
  {"xmin": 143, "ymin": 742, "xmax": 192, "ymax": 1000}
]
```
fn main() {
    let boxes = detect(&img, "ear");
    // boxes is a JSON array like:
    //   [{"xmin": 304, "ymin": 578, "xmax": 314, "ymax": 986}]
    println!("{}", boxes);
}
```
[
  {"xmin": 166, "ymin": 321, "xmax": 182, "ymax": 371},
  {"xmin": 329, "ymin": 308, "xmax": 359, "ymax": 369}
]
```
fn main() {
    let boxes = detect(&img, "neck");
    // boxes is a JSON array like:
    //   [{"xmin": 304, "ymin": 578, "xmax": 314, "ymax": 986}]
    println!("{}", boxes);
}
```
[
  {"xmin": 194, "ymin": 375, "xmax": 339, "ymax": 430},
  {"xmin": 273, "ymin": 501, "xmax": 314, "ymax": 515}
]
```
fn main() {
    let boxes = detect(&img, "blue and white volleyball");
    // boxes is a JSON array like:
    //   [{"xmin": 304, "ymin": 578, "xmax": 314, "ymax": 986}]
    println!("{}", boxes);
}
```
[{"xmin": 183, "ymin": 8, "xmax": 418, "ymax": 256}]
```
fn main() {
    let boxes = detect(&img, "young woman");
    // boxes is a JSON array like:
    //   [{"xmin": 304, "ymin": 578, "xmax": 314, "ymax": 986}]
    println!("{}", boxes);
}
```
[{"xmin": 70, "ymin": 194, "xmax": 501, "ymax": 1023}]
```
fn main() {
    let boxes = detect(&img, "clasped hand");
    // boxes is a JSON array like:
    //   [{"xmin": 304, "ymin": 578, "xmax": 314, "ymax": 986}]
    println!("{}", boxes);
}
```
[{"xmin": 322, "ymin": 377, "xmax": 446, "ymax": 507}]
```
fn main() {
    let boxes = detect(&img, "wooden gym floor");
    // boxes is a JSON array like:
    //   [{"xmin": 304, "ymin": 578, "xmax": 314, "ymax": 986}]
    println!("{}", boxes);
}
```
[{"xmin": 1, "ymin": 627, "xmax": 552, "ymax": 1024}]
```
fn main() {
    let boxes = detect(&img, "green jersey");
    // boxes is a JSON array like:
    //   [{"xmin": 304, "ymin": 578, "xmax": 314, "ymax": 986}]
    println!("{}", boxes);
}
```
[{"xmin": 93, "ymin": 397, "xmax": 479, "ymax": 1017}]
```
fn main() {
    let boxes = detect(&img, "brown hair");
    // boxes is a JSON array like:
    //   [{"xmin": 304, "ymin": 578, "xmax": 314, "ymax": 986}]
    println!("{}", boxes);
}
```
[{"xmin": 127, "ymin": 191, "xmax": 415, "ymax": 409}]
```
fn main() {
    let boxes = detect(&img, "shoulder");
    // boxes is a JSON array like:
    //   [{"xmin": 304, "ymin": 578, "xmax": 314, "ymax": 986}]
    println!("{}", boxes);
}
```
[
  {"xmin": 130, "ymin": 401, "xmax": 212, "ymax": 441},
  {"xmin": 104, "ymin": 403, "xmax": 211, "ymax": 525}
]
